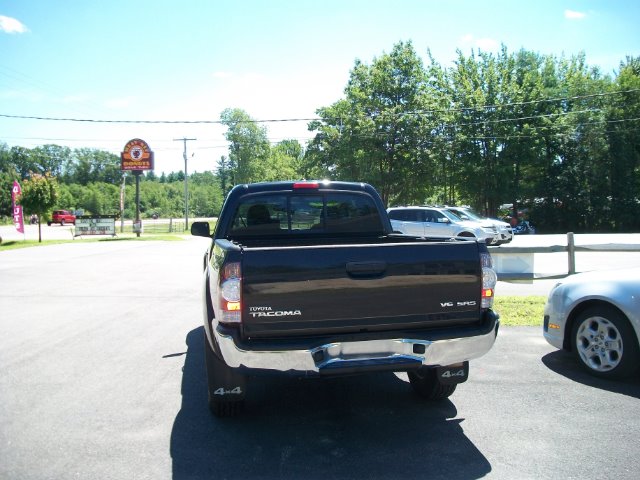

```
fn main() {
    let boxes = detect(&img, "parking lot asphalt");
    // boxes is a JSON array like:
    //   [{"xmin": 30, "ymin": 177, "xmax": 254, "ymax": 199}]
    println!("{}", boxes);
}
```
[{"xmin": 1, "ymin": 238, "xmax": 640, "ymax": 479}]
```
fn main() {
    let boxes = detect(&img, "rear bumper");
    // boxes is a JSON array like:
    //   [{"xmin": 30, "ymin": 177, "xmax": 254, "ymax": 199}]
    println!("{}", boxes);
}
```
[{"xmin": 213, "ymin": 312, "xmax": 500, "ymax": 375}]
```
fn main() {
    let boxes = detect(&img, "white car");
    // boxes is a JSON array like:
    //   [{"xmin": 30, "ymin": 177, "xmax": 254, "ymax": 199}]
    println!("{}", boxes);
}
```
[
  {"xmin": 387, "ymin": 206, "xmax": 499, "ymax": 244},
  {"xmin": 446, "ymin": 206, "xmax": 513, "ymax": 245},
  {"xmin": 543, "ymin": 267, "xmax": 640, "ymax": 379}
]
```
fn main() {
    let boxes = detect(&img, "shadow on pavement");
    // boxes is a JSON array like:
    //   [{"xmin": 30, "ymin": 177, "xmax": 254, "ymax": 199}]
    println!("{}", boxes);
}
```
[
  {"xmin": 170, "ymin": 327, "xmax": 491, "ymax": 480},
  {"xmin": 541, "ymin": 350, "xmax": 640, "ymax": 399}
]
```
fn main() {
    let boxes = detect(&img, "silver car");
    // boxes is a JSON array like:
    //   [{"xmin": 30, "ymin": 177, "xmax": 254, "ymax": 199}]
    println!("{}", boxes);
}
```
[
  {"xmin": 543, "ymin": 267, "xmax": 640, "ymax": 379},
  {"xmin": 387, "ymin": 206, "xmax": 498, "ymax": 244},
  {"xmin": 446, "ymin": 206, "xmax": 513, "ymax": 245}
]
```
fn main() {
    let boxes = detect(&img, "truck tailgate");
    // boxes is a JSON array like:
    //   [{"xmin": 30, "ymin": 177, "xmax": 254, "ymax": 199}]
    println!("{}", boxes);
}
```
[{"xmin": 240, "ymin": 241, "xmax": 482, "ymax": 338}]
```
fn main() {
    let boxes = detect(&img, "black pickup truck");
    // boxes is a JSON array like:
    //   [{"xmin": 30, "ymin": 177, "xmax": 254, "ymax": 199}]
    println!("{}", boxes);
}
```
[{"xmin": 191, "ymin": 180, "xmax": 499, "ymax": 416}]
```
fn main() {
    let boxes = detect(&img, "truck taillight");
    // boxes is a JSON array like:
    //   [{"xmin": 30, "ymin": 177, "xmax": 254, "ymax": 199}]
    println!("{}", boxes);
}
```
[
  {"xmin": 480, "ymin": 252, "xmax": 497, "ymax": 309},
  {"xmin": 220, "ymin": 262, "xmax": 242, "ymax": 324}
]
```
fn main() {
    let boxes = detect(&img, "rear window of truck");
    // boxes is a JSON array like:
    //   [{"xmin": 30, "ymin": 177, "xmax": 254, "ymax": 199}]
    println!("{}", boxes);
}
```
[{"xmin": 227, "ymin": 192, "xmax": 384, "ymax": 237}]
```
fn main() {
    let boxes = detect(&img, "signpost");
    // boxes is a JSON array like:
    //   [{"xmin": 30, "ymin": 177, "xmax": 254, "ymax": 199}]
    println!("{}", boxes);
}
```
[
  {"xmin": 121, "ymin": 139, "xmax": 154, "ymax": 237},
  {"xmin": 74, "ymin": 216, "xmax": 117, "ymax": 237}
]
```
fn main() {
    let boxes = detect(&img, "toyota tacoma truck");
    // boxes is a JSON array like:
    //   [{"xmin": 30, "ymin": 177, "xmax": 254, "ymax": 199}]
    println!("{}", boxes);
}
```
[{"xmin": 191, "ymin": 181, "xmax": 499, "ymax": 417}]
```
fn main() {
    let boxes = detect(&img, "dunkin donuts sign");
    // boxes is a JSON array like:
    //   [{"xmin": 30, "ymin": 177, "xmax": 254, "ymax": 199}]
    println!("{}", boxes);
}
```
[{"xmin": 121, "ymin": 138, "xmax": 154, "ymax": 171}]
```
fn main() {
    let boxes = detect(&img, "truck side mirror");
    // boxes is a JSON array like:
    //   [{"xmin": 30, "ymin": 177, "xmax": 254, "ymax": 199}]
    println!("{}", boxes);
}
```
[{"xmin": 191, "ymin": 221, "xmax": 211, "ymax": 237}]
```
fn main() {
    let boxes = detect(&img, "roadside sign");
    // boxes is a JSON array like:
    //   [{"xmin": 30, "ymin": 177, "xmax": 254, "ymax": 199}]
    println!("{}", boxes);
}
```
[
  {"xmin": 74, "ymin": 216, "xmax": 116, "ymax": 237},
  {"xmin": 121, "ymin": 138, "xmax": 154, "ymax": 171}
]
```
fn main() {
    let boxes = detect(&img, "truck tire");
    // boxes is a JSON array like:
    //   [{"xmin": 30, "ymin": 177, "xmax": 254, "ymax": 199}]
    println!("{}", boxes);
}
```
[
  {"xmin": 204, "ymin": 332, "xmax": 246, "ymax": 417},
  {"xmin": 408, "ymin": 367, "xmax": 457, "ymax": 400}
]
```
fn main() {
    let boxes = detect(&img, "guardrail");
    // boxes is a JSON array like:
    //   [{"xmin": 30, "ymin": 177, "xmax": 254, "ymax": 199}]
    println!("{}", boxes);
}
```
[{"xmin": 488, "ymin": 232, "xmax": 640, "ymax": 280}]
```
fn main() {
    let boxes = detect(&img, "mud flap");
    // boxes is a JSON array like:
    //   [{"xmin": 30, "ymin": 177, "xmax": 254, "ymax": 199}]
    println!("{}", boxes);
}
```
[
  {"xmin": 204, "ymin": 333, "xmax": 246, "ymax": 403},
  {"xmin": 436, "ymin": 361, "xmax": 469, "ymax": 385}
]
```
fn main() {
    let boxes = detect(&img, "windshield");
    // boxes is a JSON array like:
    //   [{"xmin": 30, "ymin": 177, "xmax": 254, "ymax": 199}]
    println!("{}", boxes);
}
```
[
  {"xmin": 227, "ymin": 192, "xmax": 384, "ymax": 237},
  {"xmin": 454, "ymin": 209, "xmax": 484, "ymax": 221},
  {"xmin": 441, "ymin": 210, "xmax": 463, "ymax": 222}
]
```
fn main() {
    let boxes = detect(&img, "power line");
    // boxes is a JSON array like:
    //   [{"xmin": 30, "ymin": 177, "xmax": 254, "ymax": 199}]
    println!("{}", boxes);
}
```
[
  {"xmin": 2, "ymin": 135, "xmax": 315, "ymax": 145},
  {"xmin": 0, "ymin": 108, "xmax": 615, "ymax": 132},
  {"xmin": 310, "ymin": 116, "xmax": 640, "ymax": 143},
  {"xmin": 425, "ymin": 88, "xmax": 640, "ymax": 115},
  {"xmin": 447, "ymin": 108, "xmax": 601, "ymax": 128},
  {"xmin": 1, "ymin": 88, "xmax": 638, "ymax": 125},
  {"xmin": 0, "ymin": 113, "xmax": 316, "ymax": 124}
]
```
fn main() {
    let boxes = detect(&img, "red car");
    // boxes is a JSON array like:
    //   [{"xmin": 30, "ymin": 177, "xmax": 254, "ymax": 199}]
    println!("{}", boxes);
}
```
[{"xmin": 48, "ymin": 210, "xmax": 76, "ymax": 226}]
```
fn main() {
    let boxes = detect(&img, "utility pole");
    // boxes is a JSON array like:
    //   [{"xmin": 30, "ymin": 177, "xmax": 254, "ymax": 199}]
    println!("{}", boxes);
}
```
[
  {"xmin": 120, "ymin": 173, "xmax": 126, "ymax": 233},
  {"xmin": 174, "ymin": 137, "xmax": 196, "ymax": 231}
]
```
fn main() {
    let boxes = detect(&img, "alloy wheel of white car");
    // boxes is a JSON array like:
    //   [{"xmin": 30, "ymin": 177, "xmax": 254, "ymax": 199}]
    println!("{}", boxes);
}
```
[
  {"xmin": 575, "ymin": 316, "xmax": 623, "ymax": 371},
  {"xmin": 572, "ymin": 306, "xmax": 639, "ymax": 378}
]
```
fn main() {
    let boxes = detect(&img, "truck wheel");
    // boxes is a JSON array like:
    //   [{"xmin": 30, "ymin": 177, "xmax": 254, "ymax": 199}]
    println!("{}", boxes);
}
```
[
  {"xmin": 204, "ymin": 332, "xmax": 246, "ymax": 417},
  {"xmin": 571, "ymin": 306, "xmax": 640, "ymax": 379},
  {"xmin": 408, "ymin": 367, "xmax": 457, "ymax": 400},
  {"xmin": 47, "ymin": 221, "xmax": 51, "ymax": 226},
  {"xmin": 61, "ymin": 219, "xmax": 65, "ymax": 226}
]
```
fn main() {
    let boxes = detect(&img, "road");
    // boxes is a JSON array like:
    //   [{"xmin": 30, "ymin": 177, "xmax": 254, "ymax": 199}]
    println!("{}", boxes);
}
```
[{"xmin": 1, "ymin": 237, "xmax": 640, "ymax": 479}]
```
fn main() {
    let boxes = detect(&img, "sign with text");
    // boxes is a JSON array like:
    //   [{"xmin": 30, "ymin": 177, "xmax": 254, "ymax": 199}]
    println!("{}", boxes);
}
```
[
  {"xmin": 12, "ymin": 180, "xmax": 24, "ymax": 233},
  {"xmin": 121, "ymin": 138, "xmax": 154, "ymax": 171},
  {"xmin": 74, "ymin": 216, "xmax": 116, "ymax": 237}
]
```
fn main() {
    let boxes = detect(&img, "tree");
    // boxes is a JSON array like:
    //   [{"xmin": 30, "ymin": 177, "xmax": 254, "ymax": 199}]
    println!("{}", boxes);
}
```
[
  {"xmin": 31, "ymin": 144, "xmax": 71, "ymax": 178},
  {"xmin": 444, "ymin": 46, "xmax": 534, "ymax": 215},
  {"xmin": 69, "ymin": 148, "xmax": 122, "ymax": 185},
  {"xmin": 220, "ymin": 108, "xmax": 271, "ymax": 184},
  {"xmin": 263, "ymin": 140, "xmax": 304, "ymax": 181},
  {"xmin": 306, "ymin": 41, "xmax": 436, "ymax": 205},
  {"xmin": 18, "ymin": 173, "xmax": 59, "ymax": 242},
  {"xmin": 9, "ymin": 146, "xmax": 37, "ymax": 179},
  {"xmin": 530, "ymin": 53, "xmax": 613, "ymax": 232},
  {"xmin": 606, "ymin": 56, "xmax": 640, "ymax": 231},
  {"xmin": 217, "ymin": 156, "xmax": 231, "ymax": 196}
]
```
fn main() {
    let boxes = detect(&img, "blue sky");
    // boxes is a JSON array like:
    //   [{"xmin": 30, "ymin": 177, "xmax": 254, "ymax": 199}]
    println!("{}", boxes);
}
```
[{"xmin": 1, "ymin": 0, "xmax": 639, "ymax": 174}]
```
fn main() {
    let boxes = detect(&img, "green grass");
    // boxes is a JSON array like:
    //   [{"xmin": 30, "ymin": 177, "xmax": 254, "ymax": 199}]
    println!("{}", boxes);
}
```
[
  {"xmin": 0, "ymin": 239, "xmax": 75, "ymax": 251},
  {"xmin": 0, "ymin": 234, "xmax": 186, "ymax": 251},
  {"xmin": 494, "ymin": 295, "xmax": 546, "ymax": 327}
]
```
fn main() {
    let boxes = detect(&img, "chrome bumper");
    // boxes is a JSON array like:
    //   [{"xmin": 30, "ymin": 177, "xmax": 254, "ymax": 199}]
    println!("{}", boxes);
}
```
[{"xmin": 214, "ymin": 320, "xmax": 499, "ymax": 373}]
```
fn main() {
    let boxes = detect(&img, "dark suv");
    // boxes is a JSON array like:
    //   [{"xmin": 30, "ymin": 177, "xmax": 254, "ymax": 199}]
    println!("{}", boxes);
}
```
[{"xmin": 48, "ymin": 210, "xmax": 76, "ymax": 226}]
